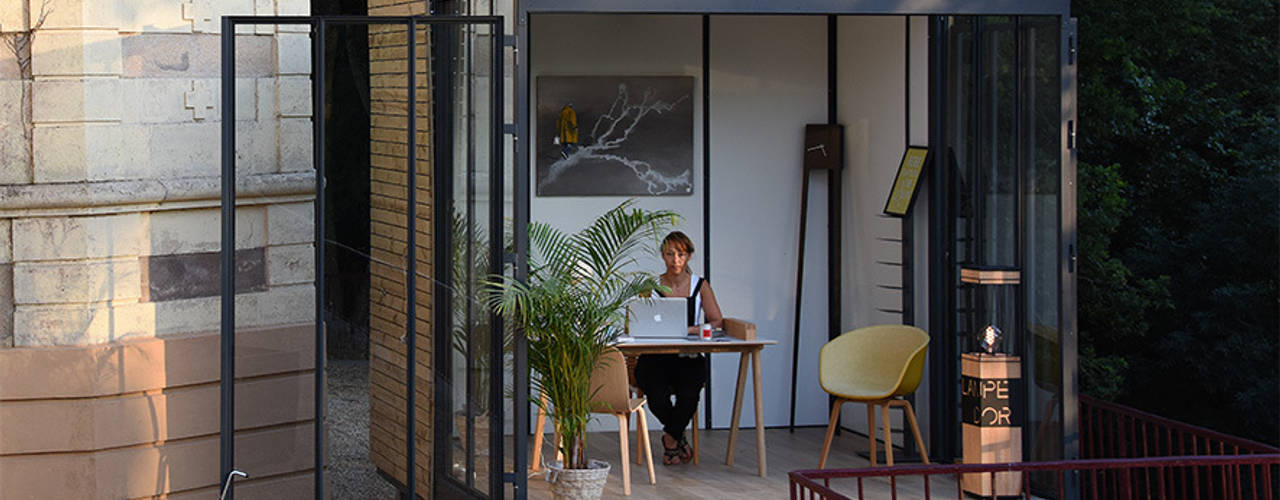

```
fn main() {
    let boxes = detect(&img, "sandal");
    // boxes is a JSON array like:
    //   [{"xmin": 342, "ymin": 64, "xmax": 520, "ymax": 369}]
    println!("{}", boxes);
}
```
[
  {"xmin": 662, "ymin": 444, "xmax": 683, "ymax": 465},
  {"xmin": 676, "ymin": 438, "xmax": 694, "ymax": 463}
]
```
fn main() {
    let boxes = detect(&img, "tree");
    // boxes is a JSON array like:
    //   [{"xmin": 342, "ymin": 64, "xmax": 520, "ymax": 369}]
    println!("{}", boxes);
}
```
[{"xmin": 1074, "ymin": 0, "xmax": 1279, "ymax": 444}]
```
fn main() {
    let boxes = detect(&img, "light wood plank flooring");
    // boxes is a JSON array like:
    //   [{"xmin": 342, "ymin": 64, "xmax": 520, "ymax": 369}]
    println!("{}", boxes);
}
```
[{"xmin": 524, "ymin": 427, "xmax": 955, "ymax": 499}]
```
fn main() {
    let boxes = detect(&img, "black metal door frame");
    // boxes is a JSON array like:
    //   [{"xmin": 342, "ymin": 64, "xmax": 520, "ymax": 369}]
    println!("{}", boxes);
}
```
[
  {"xmin": 926, "ymin": 14, "xmax": 1078, "ymax": 473},
  {"xmin": 219, "ymin": 14, "xmax": 503, "ymax": 500}
]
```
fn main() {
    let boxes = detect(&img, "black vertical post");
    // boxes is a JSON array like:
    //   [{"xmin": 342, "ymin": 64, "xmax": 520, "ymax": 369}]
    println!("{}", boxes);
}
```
[
  {"xmin": 900, "ymin": 16, "xmax": 920, "ymax": 461},
  {"xmin": 405, "ymin": 15, "xmax": 417, "ymax": 500},
  {"xmin": 488, "ymin": 19, "xmax": 506, "ymax": 498},
  {"xmin": 825, "ymin": 13, "xmax": 842, "ymax": 431},
  {"xmin": 701, "ymin": 13, "xmax": 713, "ymax": 430},
  {"xmin": 219, "ymin": 15, "xmax": 237, "ymax": 500},
  {"xmin": 927, "ymin": 15, "xmax": 958, "ymax": 463},
  {"xmin": 513, "ymin": 9, "xmax": 531, "ymax": 500},
  {"xmin": 311, "ymin": 17, "xmax": 327, "ymax": 499}
]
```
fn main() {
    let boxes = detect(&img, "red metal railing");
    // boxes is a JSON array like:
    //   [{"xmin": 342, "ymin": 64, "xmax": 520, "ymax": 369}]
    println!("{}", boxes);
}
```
[
  {"xmin": 790, "ymin": 396, "xmax": 1280, "ymax": 499},
  {"xmin": 790, "ymin": 454, "xmax": 1280, "ymax": 500},
  {"xmin": 1081, "ymin": 394, "xmax": 1279, "ymax": 458}
]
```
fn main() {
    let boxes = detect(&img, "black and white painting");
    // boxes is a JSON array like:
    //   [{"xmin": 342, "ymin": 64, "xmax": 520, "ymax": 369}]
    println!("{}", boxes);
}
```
[{"xmin": 536, "ymin": 75, "xmax": 694, "ymax": 196}]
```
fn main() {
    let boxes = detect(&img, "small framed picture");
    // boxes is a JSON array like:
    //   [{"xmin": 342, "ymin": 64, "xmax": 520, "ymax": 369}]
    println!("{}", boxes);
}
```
[{"xmin": 883, "ymin": 146, "xmax": 929, "ymax": 216}]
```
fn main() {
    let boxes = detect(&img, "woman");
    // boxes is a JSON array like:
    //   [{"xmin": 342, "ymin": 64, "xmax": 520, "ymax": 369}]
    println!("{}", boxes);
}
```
[{"xmin": 634, "ymin": 231, "xmax": 723, "ymax": 465}]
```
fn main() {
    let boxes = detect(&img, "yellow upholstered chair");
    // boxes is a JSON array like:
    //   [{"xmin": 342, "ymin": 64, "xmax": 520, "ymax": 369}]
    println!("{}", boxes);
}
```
[{"xmin": 818, "ymin": 324, "xmax": 930, "ymax": 468}]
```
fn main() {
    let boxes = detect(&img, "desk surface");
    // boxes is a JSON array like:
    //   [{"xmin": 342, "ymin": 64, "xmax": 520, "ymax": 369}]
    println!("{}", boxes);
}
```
[{"xmin": 613, "ymin": 337, "xmax": 776, "ymax": 355}]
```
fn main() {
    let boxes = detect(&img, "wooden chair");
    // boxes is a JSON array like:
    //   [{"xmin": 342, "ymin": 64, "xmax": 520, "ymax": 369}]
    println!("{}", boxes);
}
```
[
  {"xmin": 531, "ymin": 349, "xmax": 656, "ymax": 495},
  {"xmin": 818, "ymin": 324, "xmax": 930, "ymax": 468}
]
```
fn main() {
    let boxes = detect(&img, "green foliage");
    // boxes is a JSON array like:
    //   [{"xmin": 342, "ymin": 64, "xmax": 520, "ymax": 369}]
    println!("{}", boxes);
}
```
[
  {"xmin": 484, "ymin": 200, "xmax": 678, "ymax": 469},
  {"xmin": 1074, "ymin": 0, "xmax": 1279, "ymax": 443}
]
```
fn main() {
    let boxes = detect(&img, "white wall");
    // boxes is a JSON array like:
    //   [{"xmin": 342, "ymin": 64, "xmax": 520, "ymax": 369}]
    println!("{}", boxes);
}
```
[
  {"xmin": 528, "ymin": 14, "xmax": 932, "ymax": 435},
  {"xmin": 530, "ymin": 14, "xmax": 704, "ymax": 275},
  {"xmin": 708, "ymin": 15, "xmax": 829, "ymax": 428},
  {"xmin": 835, "ymin": 16, "xmax": 931, "ymax": 446}
]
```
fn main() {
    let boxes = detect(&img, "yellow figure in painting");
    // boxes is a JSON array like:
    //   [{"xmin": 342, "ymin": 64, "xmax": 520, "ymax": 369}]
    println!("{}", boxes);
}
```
[{"xmin": 556, "ymin": 103, "xmax": 578, "ymax": 157}]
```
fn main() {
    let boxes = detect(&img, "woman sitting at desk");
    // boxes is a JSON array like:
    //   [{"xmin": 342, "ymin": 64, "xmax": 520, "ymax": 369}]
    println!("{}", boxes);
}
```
[{"xmin": 635, "ymin": 231, "xmax": 723, "ymax": 465}]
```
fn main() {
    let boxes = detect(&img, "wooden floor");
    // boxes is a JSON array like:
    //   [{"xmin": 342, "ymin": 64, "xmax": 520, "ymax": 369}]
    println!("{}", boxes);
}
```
[{"xmin": 524, "ymin": 427, "xmax": 957, "ymax": 499}]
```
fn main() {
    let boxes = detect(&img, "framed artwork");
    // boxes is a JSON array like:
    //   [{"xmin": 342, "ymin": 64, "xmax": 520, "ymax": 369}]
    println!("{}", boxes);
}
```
[
  {"xmin": 884, "ymin": 146, "xmax": 929, "ymax": 216},
  {"xmin": 535, "ymin": 75, "xmax": 694, "ymax": 196}
]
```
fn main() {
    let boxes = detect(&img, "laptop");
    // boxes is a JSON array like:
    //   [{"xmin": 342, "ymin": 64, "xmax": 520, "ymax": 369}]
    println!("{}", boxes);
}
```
[{"xmin": 624, "ymin": 297, "xmax": 689, "ymax": 339}]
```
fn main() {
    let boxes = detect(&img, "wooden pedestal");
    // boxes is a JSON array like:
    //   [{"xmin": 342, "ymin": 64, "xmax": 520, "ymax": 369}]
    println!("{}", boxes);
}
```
[{"xmin": 961, "ymin": 353, "xmax": 1022, "ymax": 497}]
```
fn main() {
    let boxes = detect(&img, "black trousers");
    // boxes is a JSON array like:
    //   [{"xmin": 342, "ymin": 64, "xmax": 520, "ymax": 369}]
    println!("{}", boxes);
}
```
[{"xmin": 634, "ymin": 354, "xmax": 706, "ymax": 442}]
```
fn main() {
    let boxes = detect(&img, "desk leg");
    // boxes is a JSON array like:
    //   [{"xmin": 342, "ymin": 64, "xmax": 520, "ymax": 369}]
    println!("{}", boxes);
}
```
[
  {"xmin": 751, "ymin": 348, "xmax": 767, "ymax": 477},
  {"xmin": 725, "ymin": 351, "xmax": 750, "ymax": 466}
]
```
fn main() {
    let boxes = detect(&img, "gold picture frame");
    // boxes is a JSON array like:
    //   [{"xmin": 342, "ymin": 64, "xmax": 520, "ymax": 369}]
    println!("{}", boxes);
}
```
[{"xmin": 883, "ymin": 146, "xmax": 929, "ymax": 216}]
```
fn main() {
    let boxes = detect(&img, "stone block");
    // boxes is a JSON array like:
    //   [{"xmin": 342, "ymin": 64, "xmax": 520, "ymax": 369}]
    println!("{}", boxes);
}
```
[
  {"xmin": 253, "ymin": 0, "xmax": 272, "ymax": 34},
  {"xmin": 117, "ymin": 0, "xmax": 190, "ymax": 33},
  {"xmin": 13, "ymin": 301, "xmax": 154, "ymax": 346},
  {"xmin": 0, "ymin": 81, "xmax": 25, "ymax": 184},
  {"xmin": 0, "ymin": 0, "xmax": 24, "ymax": 34},
  {"xmin": 148, "ymin": 206, "xmax": 266, "ymax": 254},
  {"xmin": 142, "ymin": 248, "xmax": 266, "ymax": 301},
  {"xmin": 151, "ymin": 283, "xmax": 313, "ymax": 335},
  {"xmin": 151, "ymin": 295, "xmax": 216, "ymax": 335},
  {"xmin": 42, "ymin": 0, "xmax": 120, "ymax": 30},
  {"xmin": 0, "ymin": 263, "xmax": 11, "ymax": 347},
  {"xmin": 120, "ymin": 32, "xmax": 275, "ymax": 78},
  {"xmin": 235, "ymin": 119, "xmax": 278, "ymax": 175},
  {"xmin": 266, "ymin": 202, "xmax": 313, "ymax": 245},
  {"xmin": 0, "ymin": 219, "xmax": 10, "ymax": 264},
  {"xmin": 278, "ymin": 117, "xmax": 312, "ymax": 172},
  {"xmin": 180, "ymin": 0, "xmax": 252, "ymax": 34},
  {"xmin": 32, "ymin": 78, "xmax": 122, "ymax": 123},
  {"xmin": 33, "ymin": 124, "xmax": 141, "ymax": 182},
  {"xmin": 276, "ymin": 32, "xmax": 310, "ymax": 75},
  {"xmin": 266, "ymin": 243, "xmax": 313, "ymax": 285},
  {"xmin": 137, "ymin": 121, "xmax": 220, "ymax": 178},
  {"xmin": 239, "ymin": 282, "xmax": 313, "ymax": 326},
  {"xmin": 116, "ymin": 77, "xmax": 255, "ymax": 124},
  {"xmin": 275, "ymin": 0, "xmax": 308, "ymax": 32},
  {"xmin": 255, "ymin": 76, "xmax": 274, "ymax": 121},
  {"xmin": 276, "ymin": 75, "xmax": 311, "ymax": 118},
  {"xmin": 12, "ymin": 213, "xmax": 146, "ymax": 261},
  {"xmin": 12, "ymin": 258, "xmax": 142, "ymax": 304},
  {"xmin": 31, "ymin": 30, "xmax": 123, "ymax": 77}
]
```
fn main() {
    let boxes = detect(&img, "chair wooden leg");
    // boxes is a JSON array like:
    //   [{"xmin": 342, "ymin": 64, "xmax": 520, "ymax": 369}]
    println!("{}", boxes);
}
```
[
  {"xmin": 637, "ymin": 406, "xmax": 655, "ymax": 485},
  {"xmin": 531, "ymin": 400, "xmax": 547, "ymax": 472},
  {"xmin": 691, "ymin": 408, "xmax": 699, "ymax": 465},
  {"xmin": 634, "ymin": 413, "xmax": 643, "ymax": 466},
  {"xmin": 617, "ymin": 414, "xmax": 631, "ymax": 495},
  {"xmin": 866, "ymin": 402, "xmax": 878, "ymax": 467},
  {"xmin": 900, "ymin": 399, "xmax": 931, "ymax": 464},
  {"xmin": 819, "ymin": 398, "xmax": 843, "ymax": 469},
  {"xmin": 881, "ymin": 402, "xmax": 894, "ymax": 467}
]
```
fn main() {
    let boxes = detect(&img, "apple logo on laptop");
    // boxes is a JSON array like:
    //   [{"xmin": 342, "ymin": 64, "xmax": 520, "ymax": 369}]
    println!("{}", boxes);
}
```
[{"xmin": 653, "ymin": 314, "xmax": 662, "ymax": 322}]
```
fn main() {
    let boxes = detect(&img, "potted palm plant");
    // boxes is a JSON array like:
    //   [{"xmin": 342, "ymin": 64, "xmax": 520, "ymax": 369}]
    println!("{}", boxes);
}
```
[{"xmin": 485, "ymin": 200, "xmax": 677, "ymax": 499}]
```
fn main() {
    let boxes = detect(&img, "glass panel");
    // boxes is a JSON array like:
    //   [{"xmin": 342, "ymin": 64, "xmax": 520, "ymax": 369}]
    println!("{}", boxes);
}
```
[
  {"xmin": 439, "ymin": 20, "xmax": 498, "ymax": 495},
  {"xmin": 228, "ymin": 21, "xmax": 322, "ymax": 497},
  {"xmin": 363, "ymin": 20, "xmax": 415, "ymax": 497},
  {"xmin": 947, "ymin": 16, "xmax": 977, "ymax": 459},
  {"xmin": 1022, "ymin": 16, "xmax": 1062, "ymax": 466},
  {"xmin": 322, "ymin": 21, "xmax": 401, "ymax": 500}
]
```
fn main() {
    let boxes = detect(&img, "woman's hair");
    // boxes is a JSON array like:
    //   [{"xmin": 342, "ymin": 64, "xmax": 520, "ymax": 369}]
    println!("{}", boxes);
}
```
[{"xmin": 661, "ymin": 231, "xmax": 695, "ymax": 274}]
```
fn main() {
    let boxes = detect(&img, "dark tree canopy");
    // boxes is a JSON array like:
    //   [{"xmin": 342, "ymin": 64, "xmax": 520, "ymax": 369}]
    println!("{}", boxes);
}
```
[{"xmin": 1074, "ymin": 0, "xmax": 1279, "ymax": 444}]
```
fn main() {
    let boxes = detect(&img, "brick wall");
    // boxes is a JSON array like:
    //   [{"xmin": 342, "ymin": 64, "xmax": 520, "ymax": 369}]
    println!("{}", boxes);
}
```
[{"xmin": 365, "ymin": 0, "xmax": 434, "ymax": 495}]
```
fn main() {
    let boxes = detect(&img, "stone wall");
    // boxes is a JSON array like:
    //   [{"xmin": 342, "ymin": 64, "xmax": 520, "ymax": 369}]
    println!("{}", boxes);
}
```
[
  {"xmin": 0, "ymin": 0, "xmax": 318, "ymax": 497},
  {"xmin": 365, "ymin": 0, "xmax": 434, "ymax": 495}
]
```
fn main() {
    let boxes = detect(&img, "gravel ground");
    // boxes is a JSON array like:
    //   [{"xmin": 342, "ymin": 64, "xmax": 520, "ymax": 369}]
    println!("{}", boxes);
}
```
[{"xmin": 327, "ymin": 359, "xmax": 399, "ymax": 499}]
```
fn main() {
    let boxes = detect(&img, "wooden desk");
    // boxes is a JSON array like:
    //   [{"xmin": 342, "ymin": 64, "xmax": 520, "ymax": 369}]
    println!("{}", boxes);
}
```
[{"xmin": 615, "ymin": 335, "xmax": 777, "ymax": 477}]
